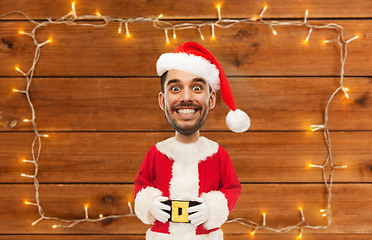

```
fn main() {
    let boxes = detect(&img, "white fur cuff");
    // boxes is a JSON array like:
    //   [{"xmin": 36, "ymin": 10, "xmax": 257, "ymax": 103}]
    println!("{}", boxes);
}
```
[
  {"xmin": 135, "ymin": 187, "xmax": 163, "ymax": 224},
  {"xmin": 201, "ymin": 191, "xmax": 229, "ymax": 230}
]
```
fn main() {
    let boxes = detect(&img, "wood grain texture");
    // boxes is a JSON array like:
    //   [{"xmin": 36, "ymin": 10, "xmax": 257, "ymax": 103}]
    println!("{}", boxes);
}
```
[
  {"xmin": 1, "ymin": 131, "xmax": 371, "ymax": 183},
  {"xmin": 0, "ymin": 0, "xmax": 370, "ymax": 238},
  {"xmin": 0, "ymin": 21, "xmax": 370, "ymax": 77},
  {"xmin": 1, "ymin": 0, "xmax": 372, "ymax": 20},
  {"xmin": 0, "ymin": 235, "xmax": 371, "ymax": 240},
  {"xmin": 0, "ymin": 184, "xmax": 370, "ymax": 234},
  {"xmin": 1, "ymin": 77, "xmax": 370, "ymax": 132}
]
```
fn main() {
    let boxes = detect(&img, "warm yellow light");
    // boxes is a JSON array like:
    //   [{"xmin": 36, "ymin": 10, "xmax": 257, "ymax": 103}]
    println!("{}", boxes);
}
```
[
  {"xmin": 173, "ymin": 32, "xmax": 176, "ymax": 39},
  {"xmin": 250, "ymin": 231, "xmax": 255, "ymax": 236},
  {"xmin": 273, "ymin": 30, "xmax": 277, "ymax": 35},
  {"xmin": 158, "ymin": 14, "xmax": 163, "ymax": 18},
  {"xmin": 323, "ymin": 39, "xmax": 328, "ymax": 44},
  {"xmin": 15, "ymin": 66, "xmax": 20, "ymax": 71},
  {"xmin": 298, "ymin": 232, "xmax": 302, "ymax": 239},
  {"xmin": 24, "ymin": 200, "xmax": 30, "ymax": 205},
  {"xmin": 48, "ymin": 39, "xmax": 52, "ymax": 43},
  {"xmin": 341, "ymin": 165, "xmax": 348, "ymax": 168},
  {"xmin": 96, "ymin": 12, "xmax": 101, "ymax": 16},
  {"xmin": 118, "ymin": 28, "xmax": 122, "ymax": 34},
  {"xmin": 299, "ymin": 207, "xmax": 303, "ymax": 211},
  {"xmin": 99, "ymin": 214, "xmax": 103, "ymax": 218},
  {"xmin": 251, "ymin": 16, "xmax": 258, "ymax": 21},
  {"xmin": 85, "ymin": 205, "xmax": 88, "ymax": 209},
  {"xmin": 72, "ymin": 2, "xmax": 75, "ymax": 9},
  {"xmin": 320, "ymin": 209, "xmax": 326, "ymax": 212},
  {"xmin": 19, "ymin": 30, "xmax": 25, "ymax": 35},
  {"xmin": 43, "ymin": 134, "xmax": 49, "ymax": 138},
  {"xmin": 166, "ymin": 39, "xmax": 170, "ymax": 45},
  {"xmin": 52, "ymin": 225, "xmax": 57, "ymax": 228},
  {"xmin": 201, "ymin": 35, "xmax": 205, "ymax": 40},
  {"xmin": 216, "ymin": 4, "xmax": 221, "ymax": 11}
]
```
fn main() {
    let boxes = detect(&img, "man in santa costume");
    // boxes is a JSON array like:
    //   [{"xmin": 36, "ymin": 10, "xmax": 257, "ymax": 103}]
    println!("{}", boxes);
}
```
[{"xmin": 134, "ymin": 42, "xmax": 250, "ymax": 239}]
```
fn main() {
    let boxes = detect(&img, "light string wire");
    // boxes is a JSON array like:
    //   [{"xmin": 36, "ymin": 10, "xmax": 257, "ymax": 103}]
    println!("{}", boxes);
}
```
[{"xmin": 2, "ymin": 2, "xmax": 357, "ymax": 235}]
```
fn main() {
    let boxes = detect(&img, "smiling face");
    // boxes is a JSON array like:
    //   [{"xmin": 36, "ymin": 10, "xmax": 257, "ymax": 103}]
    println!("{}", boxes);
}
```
[{"xmin": 158, "ymin": 69, "xmax": 216, "ymax": 137}]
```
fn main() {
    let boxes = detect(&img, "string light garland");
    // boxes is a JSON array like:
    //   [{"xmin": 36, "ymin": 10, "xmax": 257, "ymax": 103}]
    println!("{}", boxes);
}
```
[{"xmin": 1, "ymin": 2, "xmax": 358, "ymax": 237}]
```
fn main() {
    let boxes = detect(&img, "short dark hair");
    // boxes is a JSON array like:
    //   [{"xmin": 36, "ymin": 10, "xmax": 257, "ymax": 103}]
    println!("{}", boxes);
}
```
[
  {"xmin": 160, "ymin": 70, "xmax": 213, "ymax": 93},
  {"xmin": 160, "ymin": 71, "xmax": 168, "ymax": 93}
]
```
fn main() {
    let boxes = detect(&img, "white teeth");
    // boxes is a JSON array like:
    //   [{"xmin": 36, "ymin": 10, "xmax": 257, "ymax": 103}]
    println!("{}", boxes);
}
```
[{"xmin": 178, "ymin": 109, "xmax": 196, "ymax": 114}]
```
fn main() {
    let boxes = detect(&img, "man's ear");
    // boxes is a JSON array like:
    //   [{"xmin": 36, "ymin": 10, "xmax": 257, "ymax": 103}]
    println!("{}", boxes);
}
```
[
  {"xmin": 158, "ymin": 92, "xmax": 165, "ymax": 111},
  {"xmin": 209, "ymin": 91, "xmax": 217, "ymax": 110}
]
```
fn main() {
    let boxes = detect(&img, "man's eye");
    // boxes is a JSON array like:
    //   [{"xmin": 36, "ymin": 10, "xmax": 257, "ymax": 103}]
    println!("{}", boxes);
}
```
[
  {"xmin": 193, "ymin": 86, "xmax": 202, "ymax": 91},
  {"xmin": 171, "ymin": 86, "xmax": 180, "ymax": 91}
]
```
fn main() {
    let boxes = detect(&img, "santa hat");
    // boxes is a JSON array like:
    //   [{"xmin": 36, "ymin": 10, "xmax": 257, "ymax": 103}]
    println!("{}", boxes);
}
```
[{"xmin": 156, "ymin": 42, "xmax": 250, "ymax": 133}]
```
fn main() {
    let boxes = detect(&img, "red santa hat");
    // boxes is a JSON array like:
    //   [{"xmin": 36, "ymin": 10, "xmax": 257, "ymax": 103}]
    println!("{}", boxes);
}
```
[{"xmin": 156, "ymin": 42, "xmax": 250, "ymax": 133}]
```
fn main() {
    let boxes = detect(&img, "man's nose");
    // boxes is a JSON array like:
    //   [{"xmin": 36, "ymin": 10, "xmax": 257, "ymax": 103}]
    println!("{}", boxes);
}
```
[{"xmin": 180, "ymin": 88, "xmax": 193, "ymax": 102}]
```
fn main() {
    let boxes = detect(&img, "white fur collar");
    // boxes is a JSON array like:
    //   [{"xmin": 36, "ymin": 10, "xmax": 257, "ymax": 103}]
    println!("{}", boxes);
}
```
[{"xmin": 156, "ymin": 136, "xmax": 219, "ymax": 163}]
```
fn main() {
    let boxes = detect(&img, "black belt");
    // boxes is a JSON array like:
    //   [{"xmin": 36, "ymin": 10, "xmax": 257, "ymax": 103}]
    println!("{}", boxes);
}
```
[{"xmin": 162, "ymin": 200, "xmax": 200, "ymax": 223}]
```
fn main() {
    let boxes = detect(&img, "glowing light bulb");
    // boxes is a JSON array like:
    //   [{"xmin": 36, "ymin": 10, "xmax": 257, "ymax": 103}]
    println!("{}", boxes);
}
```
[
  {"xmin": 47, "ymin": 39, "xmax": 52, "ymax": 43},
  {"xmin": 158, "ymin": 14, "xmax": 163, "ymax": 18},
  {"xmin": 118, "ymin": 28, "xmax": 122, "ymax": 34},
  {"xmin": 201, "ymin": 35, "xmax": 205, "ymax": 40},
  {"xmin": 125, "ymin": 22, "xmax": 130, "ymax": 38},
  {"xmin": 272, "ymin": 30, "xmax": 277, "ymax": 35},
  {"xmin": 52, "ymin": 225, "xmax": 57, "ymax": 228},
  {"xmin": 99, "ymin": 214, "xmax": 103, "ymax": 218},
  {"xmin": 19, "ymin": 30, "xmax": 25, "ymax": 35},
  {"xmin": 211, "ymin": 25, "xmax": 216, "ymax": 39},
  {"xmin": 323, "ymin": 39, "xmax": 329, "ymax": 44},
  {"xmin": 24, "ymin": 200, "xmax": 30, "ymax": 205}
]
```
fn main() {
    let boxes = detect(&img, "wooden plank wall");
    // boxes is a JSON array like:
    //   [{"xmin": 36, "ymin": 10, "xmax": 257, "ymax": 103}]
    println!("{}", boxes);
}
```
[{"xmin": 1, "ymin": 0, "xmax": 371, "ymax": 239}]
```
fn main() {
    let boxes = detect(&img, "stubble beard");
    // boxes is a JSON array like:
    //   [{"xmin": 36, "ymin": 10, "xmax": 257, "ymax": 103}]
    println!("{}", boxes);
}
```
[{"xmin": 164, "ymin": 102, "xmax": 210, "ymax": 136}]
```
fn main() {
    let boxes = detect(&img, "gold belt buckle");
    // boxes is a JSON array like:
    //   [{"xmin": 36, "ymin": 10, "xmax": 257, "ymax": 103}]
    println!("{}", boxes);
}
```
[{"xmin": 171, "ymin": 201, "xmax": 190, "ymax": 223}]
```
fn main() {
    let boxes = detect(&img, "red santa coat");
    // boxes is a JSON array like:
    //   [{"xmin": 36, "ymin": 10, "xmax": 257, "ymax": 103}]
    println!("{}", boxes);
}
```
[{"xmin": 134, "ymin": 137, "xmax": 241, "ymax": 240}]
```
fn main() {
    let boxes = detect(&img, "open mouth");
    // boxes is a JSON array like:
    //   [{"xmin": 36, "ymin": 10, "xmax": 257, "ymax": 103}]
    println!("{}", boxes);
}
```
[
  {"xmin": 176, "ymin": 108, "xmax": 197, "ymax": 115},
  {"xmin": 176, "ymin": 108, "xmax": 198, "ymax": 115}
]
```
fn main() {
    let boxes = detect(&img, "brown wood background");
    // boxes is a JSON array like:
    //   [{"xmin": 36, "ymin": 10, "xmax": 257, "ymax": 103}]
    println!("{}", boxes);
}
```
[{"xmin": 1, "ymin": 0, "xmax": 371, "ymax": 239}]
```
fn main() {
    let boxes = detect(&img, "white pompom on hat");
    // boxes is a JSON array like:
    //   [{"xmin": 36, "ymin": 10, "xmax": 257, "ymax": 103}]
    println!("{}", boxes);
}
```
[{"xmin": 156, "ymin": 42, "xmax": 250, "ymax": 133}]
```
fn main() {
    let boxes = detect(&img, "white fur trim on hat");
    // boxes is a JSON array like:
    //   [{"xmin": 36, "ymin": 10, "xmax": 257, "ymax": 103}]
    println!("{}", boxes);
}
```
[
  {"xmin": 156, "ymin": 52, "xmax": 220, "ymax": 91},
  {"xmin": 226, "ymin": 109, "xmax": 251, "ymax": 133},
  {"xmin": 134, "ymin": 186, "xmax": 163, "ymax": 224},
  {"xmin": 201, "ymin": 191, "xmax": 229, "ymax": 230}
]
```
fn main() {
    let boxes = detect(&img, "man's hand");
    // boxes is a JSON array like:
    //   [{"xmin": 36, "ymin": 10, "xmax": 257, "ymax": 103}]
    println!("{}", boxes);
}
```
[
  {"xmin": 188, "ymin": 198, "xmax": 210, "ymax": 227},
  {"xmin": 150, "ymin": 196, "xmax": 170, "ymax": 223}
]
